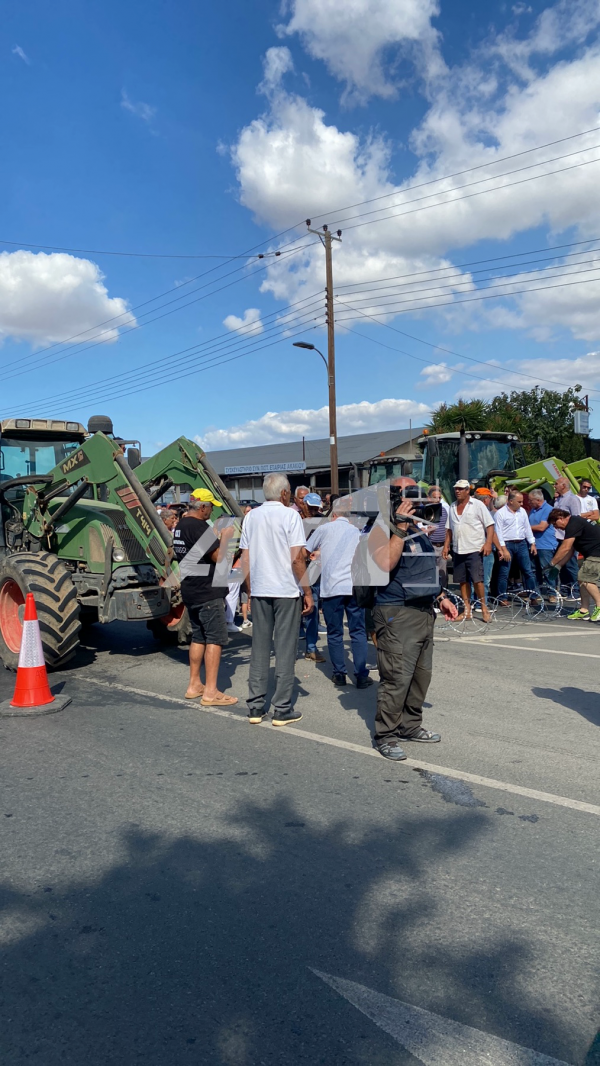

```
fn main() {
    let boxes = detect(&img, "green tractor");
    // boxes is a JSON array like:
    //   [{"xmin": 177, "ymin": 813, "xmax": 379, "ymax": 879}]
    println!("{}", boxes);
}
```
[{"xmin": 0, "ymin": 417, "xmax": 240, "ymax": 670}]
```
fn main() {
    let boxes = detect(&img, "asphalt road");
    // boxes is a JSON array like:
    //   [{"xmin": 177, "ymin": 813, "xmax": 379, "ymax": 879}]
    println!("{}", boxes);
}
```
[{"xmin": 0, "ymin": 614, "xmax": 598, "ymax": 1065}]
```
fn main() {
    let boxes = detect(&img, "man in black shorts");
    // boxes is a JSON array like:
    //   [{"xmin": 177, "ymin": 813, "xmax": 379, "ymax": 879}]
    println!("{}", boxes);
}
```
[
  {"xmin": 548, "ymin": 508, "xmax": 600, "ymax": 623},
  {"xmin": 173, "ymin": 488, "xmax": 237, "ymax": 706},
  {"xmin": 442, "ymin": 480, "xmax": 494, "ymax": 621}
]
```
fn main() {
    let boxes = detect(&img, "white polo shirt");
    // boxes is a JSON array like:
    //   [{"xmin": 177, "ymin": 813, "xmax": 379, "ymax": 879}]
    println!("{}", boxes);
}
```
[
  {"xmin": 240, "ymin": 502, "xmax": 306, "ymax": 597},
  {"xmin": 579, "ymin": 495, "xmax": 597, "ymax": 515},
  {"xmin": 445, "ymin": 497, "xmax": 494, "ymax": 554}
]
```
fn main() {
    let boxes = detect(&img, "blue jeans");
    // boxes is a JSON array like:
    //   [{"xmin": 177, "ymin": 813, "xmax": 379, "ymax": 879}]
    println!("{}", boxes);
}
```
[
  {"xmin": 536, "ymin": 548, "xmax": 557, "ymax": 590},
  {"xmin": 498, "ymin": 540, "xmax": 538, "ymax": 597},
  {"xmin": 483, "ymin": 552, "xmax": 494, "ymax": 599},
  {"xmin": 303, "ymin": 583, "xmax": 320, "ymax": 651},
  {"xmin": 321, "ymin": 595, "xmax": 369, "ymax": 679}
]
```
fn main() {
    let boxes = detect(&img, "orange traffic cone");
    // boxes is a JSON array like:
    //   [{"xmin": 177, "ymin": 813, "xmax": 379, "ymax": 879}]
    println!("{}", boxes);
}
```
[{"xmin": 10, "ymin": 593, "xmax": 55, "ymax": 708}]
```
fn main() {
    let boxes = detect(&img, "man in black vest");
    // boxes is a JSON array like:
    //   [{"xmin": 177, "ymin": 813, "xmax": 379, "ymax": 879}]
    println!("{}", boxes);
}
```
[{"xmin": 368, "ymin": 492, "xmax": 457, "ymax": 761}]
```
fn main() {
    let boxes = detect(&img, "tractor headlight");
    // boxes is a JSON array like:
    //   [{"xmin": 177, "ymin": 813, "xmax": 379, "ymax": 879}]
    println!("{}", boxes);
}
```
[{"xmin": 112, "ymin": 547, "xmax": 126, "ymax": 562}]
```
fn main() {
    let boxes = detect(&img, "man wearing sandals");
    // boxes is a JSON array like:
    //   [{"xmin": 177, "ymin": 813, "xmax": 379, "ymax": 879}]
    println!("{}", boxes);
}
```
[
  {"xmin": 442, "ymin": 480, "xmax": 494, "ymax": 623},
  {"xmin": 547, "ymin": 508, "xmax": 600, "ymax": 623},
  {"xmin": 174, "ymin": 488, "xmax": 238, "ymax": 708}
]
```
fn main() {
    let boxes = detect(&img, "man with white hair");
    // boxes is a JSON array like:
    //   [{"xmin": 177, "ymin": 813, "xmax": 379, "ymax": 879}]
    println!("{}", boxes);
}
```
[{"xmin": 240, "ymin": 472, "xmax": 313, "ymax": 726}]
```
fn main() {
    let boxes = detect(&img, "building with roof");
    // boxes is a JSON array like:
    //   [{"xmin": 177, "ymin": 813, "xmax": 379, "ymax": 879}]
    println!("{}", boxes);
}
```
[{"xmin": 206, "ymin": 427, "xmax": 424, "ymax": 501}]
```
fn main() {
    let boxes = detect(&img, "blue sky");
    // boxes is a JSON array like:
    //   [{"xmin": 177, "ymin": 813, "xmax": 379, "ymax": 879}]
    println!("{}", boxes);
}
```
[{"xmin": 2, "ymin": 0, "xmax": 600, "ymax": 453}]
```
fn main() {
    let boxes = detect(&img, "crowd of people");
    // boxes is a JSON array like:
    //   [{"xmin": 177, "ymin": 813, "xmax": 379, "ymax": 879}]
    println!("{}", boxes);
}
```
[{"xmin": 161, "ymin": 470, "xmax": 600, "ymax": 761}]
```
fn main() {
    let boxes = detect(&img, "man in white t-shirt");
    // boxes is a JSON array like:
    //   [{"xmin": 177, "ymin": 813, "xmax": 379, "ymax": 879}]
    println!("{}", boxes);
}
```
[
  {"xmin": 240, "ymin": 472, "xmax": 313, "ymax": 726},
  {"xmin": 578, "ymin": 479, "xmax": 600, "ymax": 522}
]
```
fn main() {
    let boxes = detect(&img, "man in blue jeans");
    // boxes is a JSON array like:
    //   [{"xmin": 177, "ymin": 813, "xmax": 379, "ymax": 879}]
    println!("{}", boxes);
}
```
[
  {"xmin": 493, "ymin": 491, "xmax": 538, "ymax": 602},
  {"xmin": 528, "ymin": 488, "xmax": 559, "ymax": 592},
  {"xmin": 308, "ymin": 501, "xmax": 373, "ymax": 689}
]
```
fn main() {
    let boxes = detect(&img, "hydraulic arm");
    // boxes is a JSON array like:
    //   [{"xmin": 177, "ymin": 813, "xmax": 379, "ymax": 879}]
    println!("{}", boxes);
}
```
[{"xmin": 136, "ymin": 437, "xmax": 243, "ymax": 517}]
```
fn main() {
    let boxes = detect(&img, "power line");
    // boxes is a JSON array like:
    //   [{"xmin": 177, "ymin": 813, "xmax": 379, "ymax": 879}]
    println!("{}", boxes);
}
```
[
  {"xmin": 335, "ymin": 292, "xmax": 600, "ymax": 396},
  {"xmin": 339, "ymin": 153, "xmax": 600, "ymax": 234},
  {"xmin": 3, "ymin": 296, "xmax": 327, "ymax": 413},
  {"xmin": 2, "ymin": 314, "xmax": 328, "ymax": 417},
  {"xmin": 1, "ymin": 246, "xmax": 312, "ymax": 384},
  {"xmin": 0, "ymin": 238, "xmax": 292, "ymax": 259},
  {"xmin": 333, "ymin": 238, "xmax": 600, "ymax": 291},
  {"xmin": 345, "ymin": 322, "xmax": 600, "ymax": 398},
  {"xmin": 305, "ymin": 125, "xmax": 600, "ymax": 227},
  {"xmin": 333, "ymin": 262, "xmax": 600, "ymax": 311}
]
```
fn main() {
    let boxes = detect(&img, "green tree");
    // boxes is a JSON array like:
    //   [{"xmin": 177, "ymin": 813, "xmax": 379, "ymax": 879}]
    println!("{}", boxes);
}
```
[
  {"xmin": 428, "ymin": 386, "xmax": 587, "ymax": 463},
  {"xmin": 487, "ymin": 386, "xmax": 586, "ymax": 463}
]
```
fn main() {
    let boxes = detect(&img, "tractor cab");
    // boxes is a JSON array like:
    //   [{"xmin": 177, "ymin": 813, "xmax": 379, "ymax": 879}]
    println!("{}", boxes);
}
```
[{"xmin": 419, "ymin": 431, "xmax": 525, "ymax": 501}]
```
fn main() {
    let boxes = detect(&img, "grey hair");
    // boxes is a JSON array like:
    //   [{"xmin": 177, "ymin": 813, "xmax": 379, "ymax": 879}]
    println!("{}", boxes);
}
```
[
  {"xmin": 294, "ymin": 485, "xmax": 309, "ymax": 495},
  {"xmin": 493, "ymin": 494, "xmax": 507, "ymax": 509},
  {"xmin": 187, "ymin": 497, "xmax": 210, "ymax": 511},
  {"xmin": 263, "ymin": 472, "xmax": 291, "ymax": 500},
  {"xmin": 529, "ymin": 489, "xmax": 544, "ymax": 501}
]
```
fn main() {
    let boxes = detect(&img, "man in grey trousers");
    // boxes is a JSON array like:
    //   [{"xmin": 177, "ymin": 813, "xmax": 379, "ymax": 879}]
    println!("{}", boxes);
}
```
[
  {"xmin": 368, "ymin": 493, "xmax": 457, "ymax": 761},
  {"xmin": 240, "ymin": 473, "xmax": 313, "ymax": 726}
]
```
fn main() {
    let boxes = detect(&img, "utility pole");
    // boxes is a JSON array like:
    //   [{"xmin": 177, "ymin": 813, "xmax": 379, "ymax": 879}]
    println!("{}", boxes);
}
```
[{"xmin": 306, "ymin": 220, "xmax": 342, "ymax": 496}]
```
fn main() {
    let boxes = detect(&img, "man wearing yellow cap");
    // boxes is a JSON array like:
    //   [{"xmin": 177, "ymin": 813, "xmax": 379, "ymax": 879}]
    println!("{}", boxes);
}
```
[{"xmin": 173, "ymin": 487, "xmax": 237, "ymax": 706}]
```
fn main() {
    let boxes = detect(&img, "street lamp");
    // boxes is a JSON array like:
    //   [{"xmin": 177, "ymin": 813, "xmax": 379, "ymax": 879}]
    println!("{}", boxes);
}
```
[{"xmin": 293, "ymin": 341, "xmax": 339, "ymax": 494}]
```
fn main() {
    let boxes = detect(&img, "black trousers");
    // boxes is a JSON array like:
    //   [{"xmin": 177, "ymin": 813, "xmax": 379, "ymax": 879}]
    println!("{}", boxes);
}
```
[{"xmin": 372, "ymin": 604, "xmax": 434, "ymax": 741}]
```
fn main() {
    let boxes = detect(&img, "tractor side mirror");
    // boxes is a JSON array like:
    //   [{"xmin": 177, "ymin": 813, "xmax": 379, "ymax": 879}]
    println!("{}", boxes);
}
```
[
  {"xmin": 127, "ymin": 447, "xmax": 141, "ymax": 469},
  {"xmin": 537, "ymin": 437, "xmax": 546, "ymax": 459},
  {"xmin": 403, "ymin": 461, "xmax": 413, "ymax": 476},
  {"xmin": 428, "ymin": 438, "xmax": 439, "ymax": 458}
]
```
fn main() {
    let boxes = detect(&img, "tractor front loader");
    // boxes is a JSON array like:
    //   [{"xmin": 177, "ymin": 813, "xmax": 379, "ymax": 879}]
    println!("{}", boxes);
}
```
[
  {"xmin": 136, "ymin": 437, "xmax": 243, "ymax": 645},
  {"xmin": 0, "ymin": 418, "xmax": 178, "ymax": 670}
]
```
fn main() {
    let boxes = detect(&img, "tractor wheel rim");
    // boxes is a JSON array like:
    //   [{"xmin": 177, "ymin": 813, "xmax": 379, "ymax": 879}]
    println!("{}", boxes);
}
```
[{"xmin": 0, "ymin": 579, "xmax": 25, "ymax": 653}]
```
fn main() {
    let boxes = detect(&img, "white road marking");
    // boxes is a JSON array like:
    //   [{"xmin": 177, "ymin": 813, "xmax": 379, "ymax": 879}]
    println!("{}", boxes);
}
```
[
  {"xmin": 457, "ymin": 641, "xmax": 600, "ymax": 659},
  {"xmin": 313, "ymin": 970, "xmax": 572, "ymax": 1066},
  {"xmin": 81, "ymin": 677, "xmax": 600, "ymax": 818}
]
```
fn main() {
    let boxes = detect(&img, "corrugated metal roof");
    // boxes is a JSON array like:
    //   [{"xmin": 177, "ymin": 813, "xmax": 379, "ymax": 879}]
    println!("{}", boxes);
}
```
[{"xmin": 206, "ymin": 427, "xmax": 424, "ymax": 474}]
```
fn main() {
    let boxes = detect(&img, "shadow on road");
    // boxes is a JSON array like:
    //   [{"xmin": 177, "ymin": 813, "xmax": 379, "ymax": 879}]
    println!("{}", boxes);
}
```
[
  {"xmin": 532, "ymin": 686, "xmax": 600, "ymax": 727},
  {"xmin": 0, "ymin": 796, "xmax": 580, "ymax": 1065}
]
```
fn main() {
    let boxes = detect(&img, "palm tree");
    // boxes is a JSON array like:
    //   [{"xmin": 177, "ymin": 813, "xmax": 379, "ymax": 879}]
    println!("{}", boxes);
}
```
[{"xmin": 428, "ymin": 398, "xmax": 490, "ymax": 433}]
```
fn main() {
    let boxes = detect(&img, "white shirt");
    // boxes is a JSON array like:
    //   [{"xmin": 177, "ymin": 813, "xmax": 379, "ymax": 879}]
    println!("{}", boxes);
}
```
[
  {"xmin": 240, "ymin": 501, "xmax": 306, "ymax": 597},
  {"xmin": 445, "ymin": 497, "xmax": 494, "ymax": 554},
  {"xmin": 308, "ymin": 517, "xmax": 360, "ymax": 597},
  {"xmin": 579, "ymin": 495, "xmax": 597, "ymax": 515},
  {"xmin": 494, "ymin": 505, "xmax": 535, "ymax": 547}
]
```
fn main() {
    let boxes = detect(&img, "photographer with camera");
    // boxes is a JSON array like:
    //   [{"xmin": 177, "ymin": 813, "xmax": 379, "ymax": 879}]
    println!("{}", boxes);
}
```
[{"xmin": 367, "ymin": 483, "xmax": 458, "ymax": 762}]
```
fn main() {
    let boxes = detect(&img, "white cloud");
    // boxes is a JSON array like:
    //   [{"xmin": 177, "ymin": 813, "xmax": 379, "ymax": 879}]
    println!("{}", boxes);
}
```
[
  {"xmin": 0, "ymin": 251, "xmax": 136, "ymax": 346},
  {"xmin": 12, "ymin": 45, "xmax": 30, "ymax": 65},
  {"xmin": 418, "ymin": 362, "xmax": 455, "ymax": 386},
  {"xmin": 230, "ymin": 0, "xmax": 600, "ymax": 343},
  {"xmin": 458, "ymin": 349, "xmax": 600, "ymax": 399},
  {"xmin": 196, "ymin": 397, "xmax": 432, "ymax": 449},
  {"xmin": 278, "ymin": 0, "xmax": 444, "ymax": 101},
  {"xmin": 259, "ymin": 46, "xmax": 295, "ymax": 94},
  {"xmin": 223, "ymin": 307, "xmax": 264, "ymax": 335},
  {"xmin": 120, "ymin": 90, "xmax": 156, "ymax": 124}
]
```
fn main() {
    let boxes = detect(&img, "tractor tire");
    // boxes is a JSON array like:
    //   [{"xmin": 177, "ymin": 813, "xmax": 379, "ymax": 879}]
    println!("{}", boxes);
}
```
[
  {"xmin": 148, "ymin": 604, "xmax": 192, "ymax": 646},
  {"xmin": 0, "ymin": 552, "xmax": 81, "ymax": 671}
]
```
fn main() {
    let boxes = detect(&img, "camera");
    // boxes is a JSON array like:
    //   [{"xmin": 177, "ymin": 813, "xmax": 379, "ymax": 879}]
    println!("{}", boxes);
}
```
[{"xmin": 390, "ymin": 485, "xmax": 442, "ymax": 525}]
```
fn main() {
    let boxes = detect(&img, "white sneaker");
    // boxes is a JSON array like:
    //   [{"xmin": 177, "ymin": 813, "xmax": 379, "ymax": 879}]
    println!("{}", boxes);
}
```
[
  {"xmin": 227, "ymin": 623, "xmax": 241, "ymax": 633},
  {"xmin": 240, "ymin": 620, "xmax": 252, "ymax": 629}
]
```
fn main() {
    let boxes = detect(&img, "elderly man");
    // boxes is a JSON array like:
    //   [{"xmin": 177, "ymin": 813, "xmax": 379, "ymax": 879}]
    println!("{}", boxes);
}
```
[
  {"xmin": 240, "ymin": 473, "xmax": 313, "ymax": 726},
  {"xmin": 494, "ymin": 490, "xmax": 538, "ymax": 603},
  {"xmin": 548, "ymin": 507, "xmax": 600, "ymax": 622},
  {"xmin": 173, "ymin": 488, "xmax": 237, "ymax": 706},
  {"xmin": 308, "ymin": 498, "xmax": 373, "ymax": 688},
  {"xmin": 443, "ymin": 480, "xmax": 494, "ymax": 621},
  {"xmin": 578, "ymin": 479, "xmax": 600, "ymax": 522},
  {"xmin": 291, "ymin": 485, "xmax": 310, "ymax": 516},
  {"xmin": 528, "ymin": 489, "xmax": 558, "ymax": 591}
]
